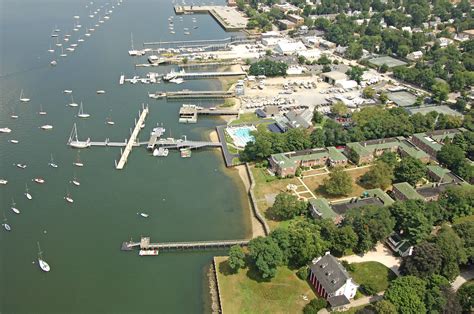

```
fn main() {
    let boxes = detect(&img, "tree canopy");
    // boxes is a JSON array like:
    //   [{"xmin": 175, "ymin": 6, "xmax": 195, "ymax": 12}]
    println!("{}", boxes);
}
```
[{"xmin": 323, "ymin": 167, "xmax": 353, "ymax": 196}]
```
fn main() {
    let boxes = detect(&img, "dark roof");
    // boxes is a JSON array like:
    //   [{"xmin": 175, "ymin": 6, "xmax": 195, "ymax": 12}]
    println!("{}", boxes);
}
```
[
  {"xmin": 310, "ymin": 253, "xmax": 352, "ymax": 294},
  {"xmin": 267, "ymin": 123, "xmax": 285, "ymax": 133},
  {"xmin": 331, "ymin": 197, "xmax": 384, "ymax": 215},
  {"xmin": 255, "ymin": 109, "xmax": 266, "ymax": 118},
  {"xmin": 416, "ymin": 183, "xmax": 457, "ymax": 198},
  {"xmin": 327, "ymin": 295, "xmax": 350, "ymax": 307}
]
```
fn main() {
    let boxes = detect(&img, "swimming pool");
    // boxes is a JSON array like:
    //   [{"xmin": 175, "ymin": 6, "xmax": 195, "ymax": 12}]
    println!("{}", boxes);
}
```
[{"xmin": 226, "ymin": 126, "xmax": 256, "ymax": 148}]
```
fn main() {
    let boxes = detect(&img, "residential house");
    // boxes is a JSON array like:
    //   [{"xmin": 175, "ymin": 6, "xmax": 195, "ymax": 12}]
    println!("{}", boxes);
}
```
[
  {"xmin": 386, "ymin": 233, "xmax": 413, "ymax": 257},
  {"xmin": 426, "ymin": 165, "xmax": 463, "ymax": 184},
  {"xmin": 391, "ymin": 182, "xmax": 424, "ymax": 201},
  {"xmin": 410, "ymin": 128, "xmax": 465, "ymax": 159},
  {"xmin": 278, "ymin": 19, "xmax": 296, "ymax": 30},
  {"xmin": 309, "ymin": 252, "xmax": 359, "ymax": 310},
  {"xmin": 269, "ymin": 147, "xmax": 348, "ymax": 177},
  {"xmin": 331, "ymin": 188, "xmax": 395, "ymax": 215},
  {"xmin": 416, "ymin": 182, "xmax": 462, "ymax": 201},
  {"xmin": 407, "ymin": 51, "xmax": 423, "ymax": 61},
  {"xmin": 309, "ymin": 198, "xmax": 338, "ymax": 221},
  {"xmin": 287, "ymin": 14, "xmax": 304, "ymax": 26}
]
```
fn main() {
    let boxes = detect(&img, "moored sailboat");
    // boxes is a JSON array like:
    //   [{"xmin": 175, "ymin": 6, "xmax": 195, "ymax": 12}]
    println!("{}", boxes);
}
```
[{"xmin": 37, "ymin": 242, "xmax": 51, "ymax": 272}]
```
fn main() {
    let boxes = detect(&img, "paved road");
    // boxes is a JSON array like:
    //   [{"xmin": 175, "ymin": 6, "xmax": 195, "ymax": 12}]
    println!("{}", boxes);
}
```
[
  {"xmin": 339, "ymin": 242, "xmax": 401, "ymax": 275},
  {"xmin": 452, "ymin": 269, "xmax": 474, "ymax": 291}
]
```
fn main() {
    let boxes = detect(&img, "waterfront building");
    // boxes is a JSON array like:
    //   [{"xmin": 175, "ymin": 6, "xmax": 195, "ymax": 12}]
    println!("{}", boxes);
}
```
[
  {"xmin": 309, "ymin": 252, "xmax": 358, "ymax": 310},
  {"xmin": 269, "ymin": 147, "xmax": 348, "ymax": 177}
]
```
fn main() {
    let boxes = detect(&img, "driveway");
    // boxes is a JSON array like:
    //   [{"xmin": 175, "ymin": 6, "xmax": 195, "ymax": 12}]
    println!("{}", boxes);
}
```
[
  {"xmin": 339, "ymin": 242, "xmax": 401, "ymax": 275},
  {"xmin": 452, "ymin": 269, "xmax": 474, "ymax": 291}
]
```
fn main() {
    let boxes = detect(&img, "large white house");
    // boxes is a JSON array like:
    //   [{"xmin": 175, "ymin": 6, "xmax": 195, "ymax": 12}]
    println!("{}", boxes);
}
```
[{"xmin": 309, "ymin": 252, "xmax": 358, "ymax": 309}]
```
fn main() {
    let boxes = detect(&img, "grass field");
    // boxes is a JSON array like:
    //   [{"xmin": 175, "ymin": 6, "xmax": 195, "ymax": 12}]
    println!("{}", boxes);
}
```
[
  {"xmin": 302, "ymin": 167, "xmax": 372, "ymax": 200},
  {"xmin": 215, "ymin": 256, "xmax": 316, "ymax": 314},
  {"xmin": 349, "ymin": 262, "xmax": 397, "ymax": 294}
]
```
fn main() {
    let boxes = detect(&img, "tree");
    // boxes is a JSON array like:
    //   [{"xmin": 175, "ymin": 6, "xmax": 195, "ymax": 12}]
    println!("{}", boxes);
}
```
[
  {"xmin": 437, "ymin": 143, "xmax": 466, "ymax": 171},
  {"xmin": 434, "ymin": 225, "xmax": 468, "ymax": 281},
  {"xmin": 343, "ymin": 206, "xmax": 395, "ymax": 253},
  {"xmin": 303, "ymin": 298, "xmax": 327, "ymax": 314},
  {"xmin": 400, "ymin": 242, "xmax": 443, "ymax": 277},
  {"xmin": 457, "ymin": 283, "xmax": 474, "ymax": 313},
  {"xmin": 379, "ymin": 92, "xmax": 388, "ymax": 104},
  {"xmin": 373, "ymin": 300, "xmax": 397, "ymax": 314},
  {"xmin": 359, "ymin": 161, "xmax": 394, "ymax": 189},
  {"xmin": 312, "ymin": 110, "xmax": 324, "ymax": 124},
  {"xmin": 345, "ymin": 42, "xmax": 363, "ymax": 60},
  {"xmin": 439, "ymin": 185, "xmax": 474, "ymax": 220},
  {"xmin": 331, "ymin": 226, "xmax": 358, "ymax": 256},
  {"xmin": 249, "ymin": 59, "xmax": 288, "ymax": 77},
  {"xmin": 378, "ymin": 151, "xmax": 398, "ymax": 168},
  {"xmin": 362, "ymin": 86, "xmax": 376, "ymax": 99},
  {"xmin": 432, "ymin": 81, "xmax": 450, "ymax": 104},
  {"xmin": 389, "ymin": 200, "xmax": 432, "ymax": 244},
  {"xmin": 228, "ymin": 245, "xmax": 246, "ymax": 272},
  {"xmin": 453, "ymin": 222, "xmax": 474, "ymax": 263},
  {"xmin": 271, "ymin": 192, "xmax": 307, "ymax": 220},
  {"xmin": 379, "ymin": 63, "xmax": 389, "ymax": 73},
  {"xmin": 323, "ymin": 167, "xmax": 353, "ymax": 196},
  {"xmin": 331, "ymin": 101, "xmax": 348, "ymax": 117},
  {"xmin": 248, "ymin": 236, "xmax": 283, "ymax": 279},
  {"xmin": 394, "ymin": 156, "xmax": 426, "ymax": 186},
  {"xmin": 287, "ymin": 220, "xmax": 328, "ymax": 267},
  {"xmin": 385, "ymin": 276, "xmax": 427, "ymax": 313},
  {"xmin": 322, "ymin": 64, "xmax": 331, "ymax": 73},
  {"xmin": 346, "ymin": 66, "xmax": 365, "ymax": 84}
]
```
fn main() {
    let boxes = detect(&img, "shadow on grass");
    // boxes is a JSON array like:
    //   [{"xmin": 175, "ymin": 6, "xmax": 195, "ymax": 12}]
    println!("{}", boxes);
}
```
[{"xmin": 217, "ymin": 257, "xmax": 273, "ymax": 283}]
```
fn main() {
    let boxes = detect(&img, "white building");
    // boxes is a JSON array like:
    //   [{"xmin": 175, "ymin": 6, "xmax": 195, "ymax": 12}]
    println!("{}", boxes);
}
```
[
  {"xmin": 309, "ymin": 252, "xmax": 359, "ymax": 310},
  {"xmin": 407, "ymin": 51, "xmax": 423, "ymax": 61},
  {"xmin": 297, "ymin": 49, "xmax": 322, "ymax": 61},
  {"xmin": 437, "ymin": 37, "xmax": 454, "ymax": 48},
  {"xmin": 274, "ymin": 40, "xmax": 307, "ymax": 55}
]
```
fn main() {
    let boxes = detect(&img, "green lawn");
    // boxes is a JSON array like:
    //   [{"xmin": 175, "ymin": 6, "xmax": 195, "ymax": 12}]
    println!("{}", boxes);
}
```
[
  {"xmin": 230, "ymin": 113, "xmax": 273, "ymax": 125},
  {"xmin": 349, "ymin": 262, "xmax": 397, "ymax": 294},
  {"xmin": 215, "ymin": 256, "xmax": 316, "ymax": 314}
]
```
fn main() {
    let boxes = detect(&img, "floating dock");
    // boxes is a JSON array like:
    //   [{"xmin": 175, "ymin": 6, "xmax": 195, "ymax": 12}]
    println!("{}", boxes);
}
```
[
  {"xmin": 122, "ymin": 237, "xmax": 249, "ymax": 254},
  {"xmin": 179, "ymin": 104, "xmax": 239, "ymax": 123},
  {"xmin": 148, "ymin": 90, "xmax": 235, "ymax": 100},
  {"xmin": 163, "ymin": 70, "xmax": 245, "ymax": 81},
  {"xmin": 115, "ymin": 106, "xmax": 149, "ymax": 170}
]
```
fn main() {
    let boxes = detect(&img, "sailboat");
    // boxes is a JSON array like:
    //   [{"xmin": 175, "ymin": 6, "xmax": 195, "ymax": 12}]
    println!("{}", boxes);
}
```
[
  {"xmin": 60, "ymin": 46, "xmax": 67, "ymax": 57},
  {"xmin": 11, "ymin": 108, "xmax": 19, "ymax": 119},
  {"xmin": 37, "ymin": 242, "xmax": 51, "ymax": 272},
  {"xmin": 55, "ymin": 37, "xmax": 62, "ymax": 47},
  {"xmin": 19, "ymin": 89, "xmax": 30, "ymax": 102},
  {"xmin": 2, "ymin": 215, "xmax": 11, "ymax": 232},
  {"xmin": 64, "ymin": 190, "xmax": 74, "ymax": 203},
  {"xmin": 73, "ymin": 151, "xmax": 84, "ymax": 167},
  {"xmin": 25, "ymin": 184, "xmax": 32, "ymax": 200},
  {"xmin": 68, "ymin": 95, "xmax": 78, "ymax": 107},
  {"xmin": 71, "ymin": 174, "xmax": 81, "ymax": 186},
  {"xmin": 77, "ymin": 102, "xmax": 90, "ymax": 118},
  {"xmin": 38, "ymin": 104, "xmax": 47, "ymax": 115},
  {"xmin": 33, "ymin": 177, "xmax": 45, "ymax": 184},
  {"xmin": 9, "ymin": 139, "xmax": 19, "ymax": 144},
  {"xmin": 48, "ymin": 154, "xmax": 58, "ymax": 168},
  {"xmin": 48, "ymin": 43, "xmax": 55, "ymax": 53},
  {"xmin": 11, "ymin": 199, "xmax": 20, "ymax": 214}
]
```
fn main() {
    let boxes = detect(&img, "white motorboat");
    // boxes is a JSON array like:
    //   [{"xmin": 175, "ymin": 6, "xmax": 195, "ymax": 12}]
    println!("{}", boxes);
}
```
[
  {"xmin": 16, "ymin": 163, "xmax": 27, "ymax": 169},
  {"xmin": 0, "ymin": 179, "xmax": 8, "ymax": 185},
  {"xmin": 25, "ymin": 184, "xmax": 32, "ymax": 200},
  {"xmin": 19, "ymin": 89, "xmax": 30, "ymax": 102},
  {"xmin": 77, "ymin": 102, "xmax": 90, "ymax": 118},
  {"xmin": 153, "ymin": 147, "xmax": 169, "ymax": 157},
  {"xmin": 2, "ymin": 218, "xmax": 11, "ymax": 231},
  {"xmin": 85, "ymin": 33, "xmax": 91, "ymax": 37},
  {"xmin": 9, "ymin": 139, "xmax": 19, "ymax": 144},
  {"xmin": 64, "ymin": 89, "xmax": 73, "ymax": 94},
  {"xmin": 106, "ymin": 117, "xmax": 115, "ymax": 125},
  {"xmin": 0, "ymin": 127, "xmax": 12, "ymax": 133},
  {"xmin": 33, "ymin": 177, "xmax": 45, "ymax": 184},
  {"xmin": 66, "ymin": 47, "xmax": 75, "ymax": 52},
  {"xmin": 39, "ymin": 104, "xmax": 47, "ymax": 115},
  {"xmin": 70, "ymin": 43, "xmax": 78, "ymax": 47},
  {"xmin": 48, "ymin": 43, "xmax": 55, "ymax": 53},
  {"xmin": 78, "ymin": 38, "xmax": 85, "ymax": 42},
  {"xmin": 71, "ymin": 178, "xmax": 81, "ymax": 186},
  {"xmin": 73, "ymin": 152, "xmax": 84, "ymax": 167},
  {"xmin": 11, "ymin": 199, "xmax": 20, "ymax": 214},
  {"xmin": 96, "ymin": 90, "xmax": 105, "ymax": 94},
  {"xmin": 139, "ymin": 249, "xmax": 159, "ymax": 256},
  {"xmin": 48, "ymin": 154, "xmax": 58, "ymax": 168},
  {"xmin": 138, "ymin": 212, "xmax": 149, "ymax": 218},
  {"xmin": 37, "ymin": 242, "xmax": 51, "ymax": 272},
  {"xmin": 50, "ymin": 60, "xmax": 57, "ymax": 66},
  {"xmin": 60, "ymin": 47, "xmax": 67, "ymax": 57},
  {"xmin": 40, "ymin": 124, "xmax": 53, "ymax": 130},
  {"xmin": 11, "ymin": 113, "xmax": 19, "ymax": 119},
  {"xmin": 64, "ymin": 192, "xmax": 74, "ymax": 203}
]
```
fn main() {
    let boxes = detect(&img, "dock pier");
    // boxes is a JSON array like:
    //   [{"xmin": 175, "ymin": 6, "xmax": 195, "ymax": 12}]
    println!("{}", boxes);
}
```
[
  {"xmin": 179, "ymin": 104, "xmax": 239, "ymax": 123},
  {"xmin": 115, "ymin": 105, "xmax": 149, "ymax": 170},
  {"xmin": 121, "ymin": 237, "xmax": 249, "ymax": 254},
  {"xmin": 148, "ymin": 90, "xmax": 236, "ymax": 101}
]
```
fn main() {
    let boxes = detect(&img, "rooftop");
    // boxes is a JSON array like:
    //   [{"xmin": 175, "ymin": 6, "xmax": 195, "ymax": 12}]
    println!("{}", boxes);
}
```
[
  {"xmin": 392, "ymin": 182, "xmax": 424, "ymax": 200},
  {"xmin": 309, "ymin": 198, "xmax": 337, "ymax": 219},
  {"xmin": 321, "ymin": 71, "xmax": 348, "ymax": 81},
  {"xmin": 332, "ymin": 197, "xmax": 384, "ymax": 215},
  {"xmin": 310, "ymin": 252, "xmax": 354, "ymax": 294}
]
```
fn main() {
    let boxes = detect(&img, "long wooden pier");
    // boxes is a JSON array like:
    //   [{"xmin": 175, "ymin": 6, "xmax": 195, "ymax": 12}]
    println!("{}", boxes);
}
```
[
  {"xmin": 168, "ymin": 90, "xmax": 236, "ymax": 100},
  {"xmin": 115, "ymin": 106, "xmax": 149, "ymax": 170},
  {"xmin": 121, "ymin": 237, "xmax": 249, "ymax": 253}
]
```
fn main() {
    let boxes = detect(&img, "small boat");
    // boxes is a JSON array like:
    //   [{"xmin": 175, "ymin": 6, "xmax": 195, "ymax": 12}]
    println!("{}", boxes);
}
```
[
  {"xmin": 140, "ymin": 123, "xmax": 145, "ymax": 129},
  {"xmin": 184, "ymin": 31, "xmax": 190, "ymax": 35},
  {"xmin": 78, "ymin": 38, "xmax": 85, "ymax": 42},
  {"xmin": 2, "ymin": 217, "xmax": 11, "ymax": 232},
  {"xmin": 11, "ymin": 112, "xmax": 19, "ymax": 119},
  {"xmin": 40, "ymin": 125, "xmax": 53, "ymax": 130},
  {"xmin": 73, "ymin": 152, "xmax": 84, "ymax": 167},
  {"xmin": 71, "ymin": 179, "xmax": 80, "ymax": 186},
  {"xmin": 25, "ymin": 184, "xmax": 32, "ymax": 200},
  {"xmin": 69, "ymin": 95, "xmax": 78, "ymax": 107},
  {"xmin": 64, "ymin": 191, "xmax": 74, "ymax": 203},
  {"xmin": 106, "ymin": 116, "xmax": 115, "ymax": 125},
  {"xmin": 180, "ymin": 148, "xmax": 191, "ymax": 158},
  {"xmin": 77, "ymin": 102, "xmax": 90, "ymax": 118},
  {"xmin": 64, "ymin": 89, "xmax": 73, "ymax": 94},
  {"xmin": 139, "ymin": 249, "xmax": 159, "ymax": 256},
  {"xmin": 138, "ymin": 212, "xmax": 149, "ymax": 218},
  {"xmin": 16, "ymin": 163, "xmax": 27, "ymax": 169},
  {"xmin": 66, "ymin": 47, "xmax": 75, "ymax": 52},
  {"xmin": 60, "ymin": 47, "xmax": 67, "ymax": 57},
  {"xmin": 9, "ymin": 139, "xmax": 19, "ymax": 144},
  {"xmin": 48, "ymin": 43, "xmax": 55, "ymax": 53},
  {"xmin": 37, "ymin": 242, "xmax": 51, "ymax": 272},
  {"xmin": 39, "ymin": 104, "xmax": 47, "ymax": 115},
  {"xmin": 70, "ymin": 43, "xmax": 78, "ymax": 47},
  {"xmin": 50, "ymin": 60, "xmax": 57, "ymax": 66},
  {"xmin": 33, "ymin": 177, "xmax": 45, "ymax": 184},
  {"xmin": 48, "ymin": 154, "xmax": 58, "ymax": 168},
  {"xmin": 0, "ymin": 127, "xmax": 12, "ymax": 133},
  {"xmin": 0, "ymin": 179, "xmax": 8, "ymax": 185},
  {"xmin": 85, "ymin": 33, "xmax": 91, "ymax": 37},
  {"xmin": 11, "ymin": 199, "xmax": 20, "ymax": 214},
  {"xmin": 96, "ymin": 90, "xmax": 105, "ymax": 94},
  {"xmin": 193, "ymin": 26, "xmax": 198, "ymax": 29},
  {"xmin": 19, "ymin": 89, "xmax": 30, "ymax": 102},
  {"xmin": 153, "ymin": 147, "xmax": 169, "ymax": 157}
]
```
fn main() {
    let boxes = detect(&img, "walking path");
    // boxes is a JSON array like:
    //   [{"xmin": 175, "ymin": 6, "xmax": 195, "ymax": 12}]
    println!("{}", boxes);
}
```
[
  {"xmin": 339, "ymin": 242, "xmax": 401, "ymax": 275},
  {"xmin": 452, "ymin": 269, "xmax": 474, "ymax": 291},
  {"xmin": 297, "ymin": 176, "xmax": 317, "ymax": 199}
]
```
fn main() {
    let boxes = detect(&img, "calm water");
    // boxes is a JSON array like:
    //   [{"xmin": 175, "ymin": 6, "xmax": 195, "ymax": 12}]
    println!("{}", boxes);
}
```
[{"xmin": 0, "ymin": 0, "xmax": 251, "ymax": 312}]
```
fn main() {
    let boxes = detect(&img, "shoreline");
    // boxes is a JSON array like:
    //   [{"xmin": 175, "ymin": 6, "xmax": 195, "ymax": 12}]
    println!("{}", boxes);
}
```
[{"xmin": 208, "ymin": 130, "xmax": 265, "ymax": 239}]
